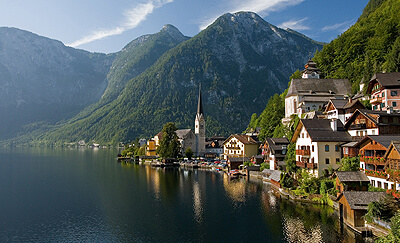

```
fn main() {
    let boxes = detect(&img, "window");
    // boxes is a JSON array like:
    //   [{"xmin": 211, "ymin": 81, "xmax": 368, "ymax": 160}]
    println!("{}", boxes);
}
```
[
  {"xmin": 336, "ymin": 158, "xmax": 340, "ymax": 163},
  {"xmin": 325, "ymin": 158, "xmax": 330, "ymax": 164},
  {"xmin": 382, "ymin": 92, "xmax": 385, "ymax": 97},
  {"xmin": 335, "ymin": 145, "xmax": 339, "ymax": 152},
  {"xmin": 372, "ymin": 130, "xmax": 376, "ymax": 135},
  {"xmin": 325, "ymin": 145, "xmax": 329, "ymax": 152},
  {"xmin": 312, "ymin": 145, "xmax": 314, "ymax": 152},
  {"xmin": 391, "ymin": 91, "xmax": 398, "ymax": 96},
  {"xmin": 393, "ymin": 102, "xmax": 397, "ymax": 107},
  {"xmin": 302, "ymin": 133, "xmax": 304, "ymax": 138}
]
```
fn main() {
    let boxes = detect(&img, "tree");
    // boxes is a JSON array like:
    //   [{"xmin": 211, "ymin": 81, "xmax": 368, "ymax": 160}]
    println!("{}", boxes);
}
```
[
  {"xmin": 185, "ymin": 147, "xmax": 193, "ymax": 159},
  {"xmin": 156, "ymin": 122, "xmax": 181, "ymax": 158},
  {"xmin": 338, "ymin": 156, "xmax": 360, "ymax": 171}
]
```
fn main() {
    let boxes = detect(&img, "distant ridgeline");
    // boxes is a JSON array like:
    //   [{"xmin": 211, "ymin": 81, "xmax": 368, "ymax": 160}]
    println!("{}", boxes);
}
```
[
  {"xmin": 247, "ymin": 0, "xmax": 400, "ymax": 140},
  {"xmin": 19, "ymin": 11, "xmax": 321, "ymax": 146}
]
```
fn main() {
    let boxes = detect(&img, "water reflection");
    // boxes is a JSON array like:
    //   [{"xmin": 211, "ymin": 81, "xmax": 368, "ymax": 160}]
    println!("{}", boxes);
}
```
[{"xmin": 0, "ymin": 148, "xmax": 374, "ymax": 242}]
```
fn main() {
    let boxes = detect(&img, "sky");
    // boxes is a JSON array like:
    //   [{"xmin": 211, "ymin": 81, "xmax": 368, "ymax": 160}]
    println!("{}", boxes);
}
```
[{"xmin": 0, "ymin": 0, "xmax": 369, "ymax": 54}]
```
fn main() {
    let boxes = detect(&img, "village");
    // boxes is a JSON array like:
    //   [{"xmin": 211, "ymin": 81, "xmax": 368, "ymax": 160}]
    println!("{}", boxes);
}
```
[{"xmin": 119, "ymin": 59, "xmax": 400, "ymax": 239}]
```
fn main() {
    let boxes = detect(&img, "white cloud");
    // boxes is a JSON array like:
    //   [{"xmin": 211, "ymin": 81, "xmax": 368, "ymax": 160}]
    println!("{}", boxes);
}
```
[
  {"xmin": 278, "ymin": 17, "xmax": 310, "ymax": 31},
  {"xmin": 68, "ymin": 0, "xmax": 173, "ymax": 48},
  {"xmin": 322, "ymin": 19, "xmax": 356, "ymax": 32},
  {"xmin": 199, "ymin": 0, "xmax": 304, "ymax": 30}
]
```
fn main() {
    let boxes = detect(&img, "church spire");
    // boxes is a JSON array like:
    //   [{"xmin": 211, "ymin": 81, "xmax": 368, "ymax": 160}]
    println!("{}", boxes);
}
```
[{"xmin": 197, "ymin": 86, "xmax": 203, "ymax": 116}]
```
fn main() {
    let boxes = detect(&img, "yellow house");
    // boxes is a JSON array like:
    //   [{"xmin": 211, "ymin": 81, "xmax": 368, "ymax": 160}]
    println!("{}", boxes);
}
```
[
  {"xmin": 223, "ymin": 134, "xmax": 259, "ymax": 160},
  {"xmin": 146, "ymin": 139, "xmax": 157, "ymax": 156}
]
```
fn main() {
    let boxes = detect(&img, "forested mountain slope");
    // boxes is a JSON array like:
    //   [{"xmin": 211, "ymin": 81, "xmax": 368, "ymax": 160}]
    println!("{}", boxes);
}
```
[{"xmin": 40, "ymin": 12, "xmax": 322, "ymax": 145}]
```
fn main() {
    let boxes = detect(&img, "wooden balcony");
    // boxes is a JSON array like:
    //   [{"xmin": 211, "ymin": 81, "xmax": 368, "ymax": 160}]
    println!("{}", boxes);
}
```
[
  {"xmin": 370, "ymin": 97, "xmax": 382, "ymax": 105},
  {"xmin": 296, "ymin": 161, "xmax": 317, "ymax": 169},
  {"xmin": 360, "ymin": 156, "xmax": 386, "ymax": 165},
  {"xmin": 386, "ymin": 158, "xmax": 400, "ymax": 171},
  {"xmin": 296, "ymin": 149, "xmax": 311, "ymax": 157},
  {"xmin": 349, "ymin": 123, "xmax": 367, "ymax": 130}
]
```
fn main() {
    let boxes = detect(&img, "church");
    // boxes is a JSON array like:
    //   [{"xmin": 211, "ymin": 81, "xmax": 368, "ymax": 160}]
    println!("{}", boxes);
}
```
[{"xmin": 147, "ymin": 88, "xmax": 206, "ymax": 157}]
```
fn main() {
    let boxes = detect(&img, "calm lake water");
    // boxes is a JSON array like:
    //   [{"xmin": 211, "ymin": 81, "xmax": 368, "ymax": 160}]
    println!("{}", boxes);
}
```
[{"xmin": 0, "ymin": 147, "xmax": 372, "ymax": 242}]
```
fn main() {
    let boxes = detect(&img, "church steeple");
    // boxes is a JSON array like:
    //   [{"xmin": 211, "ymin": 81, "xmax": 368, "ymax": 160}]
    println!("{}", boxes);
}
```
[
  {"xmin": 195, "ymin": 86, "xmax": 205, "ymax": 156},
  {"xmin": 197, "ymin": 87, "xmax": 204, "ymax": 119},
  {"xmin": 302, "ymin": 58, "xmax": 320, "ymax": 79}
]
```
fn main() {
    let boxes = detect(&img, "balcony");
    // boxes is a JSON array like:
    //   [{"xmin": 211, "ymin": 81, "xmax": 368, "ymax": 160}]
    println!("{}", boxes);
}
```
[
  {"xmin": 360, "ymin": 155, "xmax": 386, "ymax": 165},
  {"xmin": 370, "ymin": 97, "xmax": 382, "ymax": 105},
  {"xmin": 296, "ymin": 161, "xmax": 317, "ymax": 169},
  {"xmin": 349, "ymin": 123, "xmax": 367, "ymax": 130},
  {"xmin": 296, "ymin": 149, "xmax": 311, "ymax": 157}
]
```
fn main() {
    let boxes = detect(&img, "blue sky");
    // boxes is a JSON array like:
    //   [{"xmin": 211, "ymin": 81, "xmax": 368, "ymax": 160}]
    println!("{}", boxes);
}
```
[{"xmin": 0, "ymin": 0, "xmax": 368, "ymax": 54}]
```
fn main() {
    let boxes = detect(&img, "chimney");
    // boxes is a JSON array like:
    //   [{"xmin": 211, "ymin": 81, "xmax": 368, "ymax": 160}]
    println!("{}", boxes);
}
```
[
  {"xmin": 387, "ymin": 106, "xmax": 393, "ymax": 114},
  {"xmin": 331, "ymin": 118, "xmax": 338, "ymax": 131}
]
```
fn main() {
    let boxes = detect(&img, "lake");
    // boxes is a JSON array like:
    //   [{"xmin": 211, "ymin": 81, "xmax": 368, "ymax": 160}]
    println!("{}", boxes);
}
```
[{"xmin": 0, "ymin": 147, "xmax": 371, "ymax": 242}]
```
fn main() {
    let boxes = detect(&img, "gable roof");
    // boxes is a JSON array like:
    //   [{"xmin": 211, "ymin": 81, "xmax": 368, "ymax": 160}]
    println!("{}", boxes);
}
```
[
  {"xmin": 265, "ymin": 137, "xmax": 289, "ymax": 157},
  {"xmin": 292, "ymin": 119, "xmax": 352, "ymax": 143},
  {"xmin": 367, "ymin": 72, "xmax": 400, "ymax": 94},
  {"xmin": 340, "ymin": 191, "xmax": 386, "ymax": 210},
  {"xmin": 176, "ymin": 129, "xmax": 193, "ymax": 139},
  {"xmin": 356, "ymin": 135, "xmax": 400, "ymax": 149},
  {"xmin": 344, "ymin": 109, "xmax": 400, "ymax": 129},
  {"xmin": 336, "ymin": 171, "xmax": 370, "ymax": 183},
  {"xmin": 223, "ymin": 134, "xmax": 259, "ymax": 145},
  {"xmin": 383, "ymin": 141, "xmax": 400, "ymax": 162},
  {"xmin": 286, "ymin": 78, "xmax": 351, "ymax": 98},
  {"xmin": 343, "ymin": 99, "xmax": 365, "ymax": 110}
]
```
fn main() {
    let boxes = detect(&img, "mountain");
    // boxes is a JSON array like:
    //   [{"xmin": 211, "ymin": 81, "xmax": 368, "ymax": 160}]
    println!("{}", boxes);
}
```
[
  {"xmin": 40, "ymin": 12, "xmax": 323, "ymax": 145},
  {"xmin": 314, "ymin": 0, "xmax": 400, "ymax": 92},
  {"xmin": 0, "ymin": 27, "xmax": 114, "ymax": 140}
]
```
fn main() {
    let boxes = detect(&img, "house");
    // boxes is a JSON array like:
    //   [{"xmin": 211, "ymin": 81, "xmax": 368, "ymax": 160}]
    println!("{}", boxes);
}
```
[
  {"xmin": 325, "ymin": 99, "xmax": 365, "ymax": 124},
  {"xmin": 291, "ymin": 119, "xmax": 352, "ymax": 177},
  {"xmin": 335, "ymin": 171, "xmax": 370, "ymax": 196},
  {"xmin": 344, "ymin": 109, "xmax": 400, "ymax": 138},
  {"xmin": 176, "ymin": 129, "xmax": 196, "ymax": 156},
  {"xmin": 227, "ymin": 157, "xmax": 250, "ymax": 170},
  {"xmin": 269, "ymin": 170, "xmax": 282, "ymax": 188},
  {"xmin": 341, "ymin": 141, "xmax": 359, "ymax": 158},
  {"xmin": 283, "ymin": 59, "xmax": 352, "ymax": 124},
  {"xmin": 357, "ymin": 135, "xmax": 400, "ymax": 171},
  {"xmin": 338, "ymin": 191, "xmax": 386, "ymax": 229},
  {"xmin": 366, "ymin": 72, "xmax": 400, "ymax": 111},
  {"xmin": 383, "ymin": 141, "xmax": 400, "ymax": 190},
  {"xmin": 146, "ymin": 139, "xmax": 157, "ymax": 156},
  {"xmin": 260, "ymin": 137, "xmax": 289, "ymax": 170},
  {"xmin": 205, "ymin": 136, "xmax": 226, "ymax": 158},
  {"xmin": 223, "ymin": 134, "xmax": 259, "ymax": 160}
]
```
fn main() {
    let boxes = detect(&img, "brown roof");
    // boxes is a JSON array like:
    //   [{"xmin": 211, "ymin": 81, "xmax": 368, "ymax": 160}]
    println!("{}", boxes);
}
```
[
  {"xmin": 356, "ymin": 135, "xmax": 400, "ymax": 149},
  {"xmin": 343, "ymin": 99, "xmax": 365, "ymax": 110},
  {"xmin": 341, "ymin": 191, "xmax": 386, "ymax": 210},
  {"xmin": 336, "ymin": 171, "xmax": 370, "ymax": 182},
  {"xmin": 345, "ymin": 109, "xmax": 400, "ymax": 129},
  {"xmin": 367, "ymin": 72, "xmax": 400, "ymax": 94},
  {"xmin": 294, "ymin": 119, "xmax": 352, "ymax": 142},
  {"xmin": 224, "ymin": 134, "xmax": 259, "ymax": 145},
  {"xmin": 286, "ymin": 78, "xmax": 351, "ymax": 98}
]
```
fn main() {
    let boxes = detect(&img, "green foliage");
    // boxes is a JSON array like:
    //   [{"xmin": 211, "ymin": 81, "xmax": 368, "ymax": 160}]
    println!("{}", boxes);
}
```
[
  {"xmin": 243, "ymin": 161, "xmax": 252, "ymax": 167},
  {"xmin": 280, "ymin": 172, "xmax": 294, "ymax": 188},
  {"xmin": 285, "ymin": 142, "xmax": 298, "ymax": 173},
  {"xmin": 185, "ymin": 147, "xmax": 193, "ymax": 159},
  {"xmin": 136, "ymin": 146, "xmax": 146, "ymax": 156},
  {"xmin": 156, "ymin": 122, "xmax": 181, "ymax": 158},
  {"xmin": 366, "ymin": 194, "xmax": 400, "ymax": 225},
  {"xmin": 369, "ymin": 184, "xmax": 387, "ymax": 192},
  {"xmin": 298, "ymin": 170, "xmax": 320, "ymax": 194},
  {"xmin": 260, "ymin": 162, "xmax": 269, "ymax": 171},
  {"xmin": 338, "ymin": 156, "xmax": 360, "ymax": 171},
  {"xmin": 313, "ymin": 0, "xmax": 400, "ymax": 93}
]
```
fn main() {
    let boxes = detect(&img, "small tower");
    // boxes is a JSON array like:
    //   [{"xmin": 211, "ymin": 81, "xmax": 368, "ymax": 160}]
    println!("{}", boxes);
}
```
[
  {"xmin": 195, "ymin": 87, "xmax": 206, "ymax": 156},
  {"xmin": 301, "ymin": 59, "xmax": 320, "ymax": 79}
]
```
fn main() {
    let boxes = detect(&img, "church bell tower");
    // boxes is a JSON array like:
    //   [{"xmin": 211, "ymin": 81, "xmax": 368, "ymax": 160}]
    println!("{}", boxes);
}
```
[{"xmin": 195, "ymin": 87, "xmax": 206, "ymax": 156}]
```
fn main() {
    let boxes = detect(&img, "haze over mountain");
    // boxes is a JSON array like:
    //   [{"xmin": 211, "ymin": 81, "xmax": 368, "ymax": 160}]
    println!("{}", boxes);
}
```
[
  {"xmin": 37, "ymin": 12, "xmax": 322, "ymax": 145},
  {"xmin": 0, "ymin": 27, "xmax": 114, "ymax": 140}
]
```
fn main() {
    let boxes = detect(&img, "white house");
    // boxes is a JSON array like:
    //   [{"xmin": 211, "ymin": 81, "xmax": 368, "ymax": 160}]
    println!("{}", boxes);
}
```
[{"xmin": 291, "ymin": 119, "xmax": 352, "ymax": 177}]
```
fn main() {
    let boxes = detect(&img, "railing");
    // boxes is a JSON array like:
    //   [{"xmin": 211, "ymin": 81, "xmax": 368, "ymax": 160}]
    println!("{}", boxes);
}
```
[
  {"xmin": 296, "ymin": 161, "xmax": 317, "ymax": 169},
  {"xmin": 349, "ymin": 123, "xmax": 367, "ymax": 130},
  {"xmin": 386, "ymin": 158, "xmax": 400, "ymax": 170},
  {"xmin": 365, "ymin": 169, "xmax": 388, "ymax": 179},
  {"xmin": 360, "ymin": 155, "xmax": 386, "ymax": 165},
  {"xmin": 296, "ymin": 149, "xmax": 311, "ymax": 156},
  {"xmin": 370, "ymin": 97, "xmax": 382, "ymax": 105}
]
